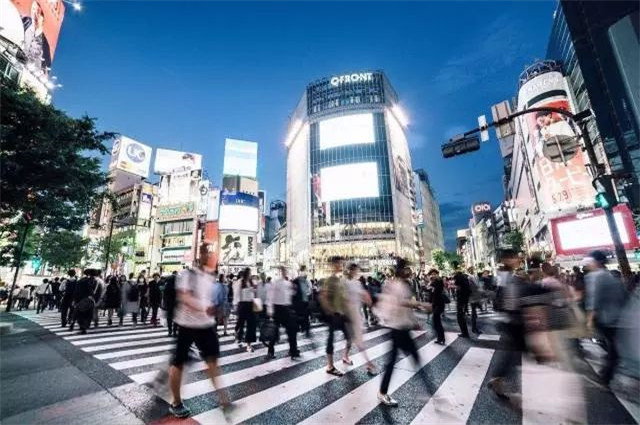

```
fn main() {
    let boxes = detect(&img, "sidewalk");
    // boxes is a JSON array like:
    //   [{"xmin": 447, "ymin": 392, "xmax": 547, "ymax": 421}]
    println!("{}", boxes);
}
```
[{"xmin": 0, "ymin": 312, "xmax": 165, "ymax": 424}]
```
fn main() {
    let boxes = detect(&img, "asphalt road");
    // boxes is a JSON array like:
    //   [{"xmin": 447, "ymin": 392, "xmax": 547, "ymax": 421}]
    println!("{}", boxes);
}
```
[{"xmin": 1, "ymin": 306, "xmax": 638, "ymax": 425}]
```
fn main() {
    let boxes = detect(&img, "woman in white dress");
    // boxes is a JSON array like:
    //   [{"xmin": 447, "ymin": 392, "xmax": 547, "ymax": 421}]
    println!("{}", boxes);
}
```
[{"xmin": 343, "ymin": 263, "xmax": 376, "ymax": 374}]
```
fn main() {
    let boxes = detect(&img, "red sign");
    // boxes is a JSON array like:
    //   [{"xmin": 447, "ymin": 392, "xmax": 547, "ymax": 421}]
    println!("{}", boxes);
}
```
[
  {"xmin": 202, "ymin": 221, "xmax": 219, "ymax": 270},
  {"xmin": 550, "ymin": 204, "xmax": 639, "ymax": 256}
]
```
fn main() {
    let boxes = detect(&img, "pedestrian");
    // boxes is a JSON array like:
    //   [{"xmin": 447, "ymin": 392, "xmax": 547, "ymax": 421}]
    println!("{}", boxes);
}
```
[
  {"xmin": 162, "ymin": 273, "xmax": 178, "ymax": 337},
  {"xmin": 319, "ymin": 257, "xmax": 351, "ymax": 376},
  {"xmin": 138, "ymin": 273, "xmax": 149, "ymax": 324},
  {"xmin": 60, "ymin": 270, "xmax": 77, "ymax": 327},
  {"xmin": 583, "ymin": 251, "xmax": 628, "ymax": 386},
  {"xmin": 103, "ymin": 276, "xmax": 122, "ymax": 326},
  {"xmin": 453, "ymin": 266, "xmax": 471, "ymax": 338},
  {"xmin": 50, "ymin": 277, "xmax": 61, "ymax": 310},
  {"xmin": 73, "ymin": 269, "xmax": 98, "ymax": 334},
  {"xmin": 212, "ymin": 272, "xmax": 229, "ymax": 334},
  {"xmin": 375, "ymin": 258, "xmax": 431, "ymax": 407},
  {"xmin": 467, "ymin": 266, "xmax": 483, "ymax": 334},
  {"xmin": 167, "ymin": 251, "xmax": 232, "ymax": 418},
  {"xmin": 234, "ymin": 268, "xmax": 257, "ymax": 352},
  {"xmin": 292, "ymin": 265, "xmax": 312, "ymax": 337},
  {"xmin": 148, "ymin": 273, "xmax": 162, "ymax": 326},
  {"xmin": 17, "ymin": 286, "xmax": 30, "ymax": 310},
  {"xmin": 35, "ymin": 278, "xmax": 51, "ymax": 314},
  {"xmin": 343, "ymin": 263, "xmax": 376, "ymax": 374},
  {"xmin": 266, "ymin": 266, "xmax": 300, "ymax": 360},
  {"xmin": 120, "ymin": 273, "xmax": 140, "ymax": 326},
  {"xmin": 427, "ymin": 268, "xmax": 447, "ymax": 344}
]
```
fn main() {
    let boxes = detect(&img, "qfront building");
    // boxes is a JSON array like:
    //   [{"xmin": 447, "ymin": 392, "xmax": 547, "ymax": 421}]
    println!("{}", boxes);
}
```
[{"xmin": 286, "ymin": 71, "xmax": 420, "ymax": 277}]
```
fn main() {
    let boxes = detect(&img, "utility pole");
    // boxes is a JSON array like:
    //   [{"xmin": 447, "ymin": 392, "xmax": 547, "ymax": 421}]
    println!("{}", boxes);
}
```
[
  {"xmin": 443, "ymin": 107, "xmax": 633, "ymax": 283},
  {"xmin": 5, "ymin": 216, "xmax": 32, "ymax": 313}
]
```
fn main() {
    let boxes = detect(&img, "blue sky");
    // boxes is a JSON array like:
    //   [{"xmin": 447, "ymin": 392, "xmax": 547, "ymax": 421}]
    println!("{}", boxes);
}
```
[{"xmin": 51, "ymin": 1, "xmax": 556, "ymax": 250}]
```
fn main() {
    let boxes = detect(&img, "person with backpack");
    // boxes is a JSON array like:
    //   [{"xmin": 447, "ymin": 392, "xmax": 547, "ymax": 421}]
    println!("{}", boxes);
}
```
[
  {"xmin": 73, "ymin": 269, "xmax": 98, "ymax": 334},
  {"xmin": 162, "ymin": 272, "xmax": 179, "ymax": 337},
  {"xmin": 292, "ymin": 265, "xmax": 312, "ymax": 338},
  {"xmin": 103, "ymin": 276, "xmax": 122, "ymax": 326},
  {"xmin": 120, "ymin": 272, "xmax": 140, "ymax": 326},
  {"xmin": 148, "ymin": 273, "xmax": 163, "ymax": 326}
]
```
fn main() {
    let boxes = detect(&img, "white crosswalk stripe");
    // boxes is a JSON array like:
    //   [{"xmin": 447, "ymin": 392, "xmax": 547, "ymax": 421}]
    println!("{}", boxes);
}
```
[{"xmin": 13, "ymin": 310, "xmax": 635, "ymax": 425}]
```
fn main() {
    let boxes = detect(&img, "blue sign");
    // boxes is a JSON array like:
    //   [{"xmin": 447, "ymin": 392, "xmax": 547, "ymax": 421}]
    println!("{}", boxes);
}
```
[{"xmin": 220, "ymin": 191, "xmax": 259, "ymax": 208}]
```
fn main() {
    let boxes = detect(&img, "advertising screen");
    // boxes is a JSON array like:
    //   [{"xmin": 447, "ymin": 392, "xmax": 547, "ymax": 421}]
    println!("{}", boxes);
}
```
[
  {"xmin": 219, "ymin": 205, "xmax": 259, "ymax": 233},
  {"xmin": 202, "ymin": 221, "xmax": 219, "ymax": 271},
  {"xmin": 154, "ymin": 149, "xmax": 202, "ymax": 175},
  {"xmin": 6, "ymin": 0, "xmax": 65, "ymax": 75},
  {"xmin": 110, "ymin": 136, "xmax": 152, "ymax": 178},
  {"xmin": 223, "ymin": 139, "xmax": 258, "ymax": 178},
  {"xmin": 318, "ymin": 113, "xmax": 375, "ymax": 150},
  {"xmin": 320, "ymin": 162, "xmax": 379, "ymax": 202},
  {"xmin": 550, "ymin": 205, "xmax": 639, "ymax": 256},
  {"xmin": 219, "ymin": 233, "xmax": 256, "ymax": 266}
]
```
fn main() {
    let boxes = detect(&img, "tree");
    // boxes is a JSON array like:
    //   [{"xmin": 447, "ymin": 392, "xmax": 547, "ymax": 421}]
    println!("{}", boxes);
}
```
[
  {"xmin": 1, "ymin": 82, "xmax": 114, "ymax": 311},
  {"xmin": 0, "ymin": 218, "xmax": 40, "ymax": 268},
  {"xmin": 446, "ymin": 251, "xmax": 463, "ymax": 269},
  {"xmin": 40, "ymin": 230, "xmax": 89, "ymax": 271},
  {"xmin": 90, "ymin": 229, "xmax": 136, "ymax": 271},
  {"xmin": 431, "ymin": 249, "xmax": 447, "ymax": 271},
  {"xmin": 504, "ymin": 230, "xmax": 525, "ymax": 253}
]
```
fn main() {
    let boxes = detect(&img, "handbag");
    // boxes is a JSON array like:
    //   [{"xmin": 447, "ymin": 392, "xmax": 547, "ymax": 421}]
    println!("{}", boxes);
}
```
[
  {"xmin": 259, "ymin": 319, "xmax": 278, "ymax": 345},
  {"xmin": 252, "ymin": 298, "xmax": 263, "ymax": 313}
]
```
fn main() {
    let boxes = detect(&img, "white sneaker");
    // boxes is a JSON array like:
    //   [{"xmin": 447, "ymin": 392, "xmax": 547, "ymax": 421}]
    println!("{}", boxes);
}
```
[{"xmin": 377, "ymin": 392, "xmax": 398, "ymax": 407}]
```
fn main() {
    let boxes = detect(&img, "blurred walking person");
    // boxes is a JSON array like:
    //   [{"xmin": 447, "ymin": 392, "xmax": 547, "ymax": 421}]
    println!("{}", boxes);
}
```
[
  {"xmin": 120, "ymin": 273, "xmax": 140, "ymax": 326},
  {"xmin": 60, "ymin": 270, "xmax": 77, "ymax": 327},
  {"xmin": 292, "ymin": 265, "xmax": 312, "ymax": 337},
  {"xmin": 162, "ymin": 273, "xmax": 179, "ymax": 337},
  {"xmin": 35, "ymin": 279, "xmax": 51, "ymax": 314},
  {"xmin": 454, "ymin": 267, "xmax": 471, "ymax": 338},
  {"xmin": 234, "ymin": 268, "xmax": 257, "ymax": 352},
  {"xmin": 375, "ymin": 258, "xmax": 431, "ymax": 406},
  {"xmin": 266, "ymin": 266, "xmax": 300, "ymax": 360},
  {"xmin": 138, "ymin": 273, "xmax": 149, "ymax": 324},
  {"xmin": 74, "ymin": 270, "xmax": 98, "ymax": 334},
  {"xmin": 344, "ymin": 263, "xmax": 376, "ymax": 374},
  {"xmin": 148, "ymin": 273, "xmax": 162, "ymax": 326},
  {"xmin": 320, "ymin": 257, "xmax": 351, "ymax": 376},
  {"xmin": 427, "ymin": 268, "xmax": 446, "ymax": 344},
  {"xmin": 584, "ymin": 250, "xmax": 628, "ymax": 386},
  {"xmin": 167, "ymin": 249, "xmax": 231, "ymax": 418},
  {"xmin": 103, "ymin": 276, "xmax": 122, "ymax": 326}
]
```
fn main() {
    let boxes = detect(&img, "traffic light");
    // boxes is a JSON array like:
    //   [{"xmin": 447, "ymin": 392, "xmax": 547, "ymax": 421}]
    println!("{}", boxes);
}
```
[
  {"xmin": 442, "ymin": 135, "xmax": 480, "ymax": 158},
  {"xmin": 595, "ymin": 192, "xmax": 611, "ymax": 209},
  {"xmin": 592, "ymin": 176, "xmax": 618, "ymax": 209}
]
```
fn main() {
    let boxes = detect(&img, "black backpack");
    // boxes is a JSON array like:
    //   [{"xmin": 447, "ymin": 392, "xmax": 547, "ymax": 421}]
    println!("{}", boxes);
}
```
[{"xmin": 128, "ymin": 284, "xmax": 140, "ymax": 302}]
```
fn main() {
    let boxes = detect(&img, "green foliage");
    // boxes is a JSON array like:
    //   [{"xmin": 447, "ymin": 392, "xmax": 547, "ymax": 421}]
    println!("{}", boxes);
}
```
[
  {"xmin": 91, "ymin": 229, "xmax": 136, "ymax": 267},
  {"xmin": 0, "ymin": 81, "xmax": 114, "ymax": 231},
  {"xmin": 0, "ymin": 219, "xmax": 40, "ymax": 268},
  {"xmin": 40, "ymin": 230, "xmax": 89, "ymax": 271},
  {"xmin": 504, "ymin": 230, "xmax": 525, "ymax": 253},
  {"xmin": 431, "ymin": 249, "xmax": 447, "ymax": 270}
]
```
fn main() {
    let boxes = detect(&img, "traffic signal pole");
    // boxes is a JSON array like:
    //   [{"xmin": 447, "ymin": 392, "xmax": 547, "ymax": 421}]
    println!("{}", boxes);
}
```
[{"xmin": 445, "ymin": 107, "xmax": 633, "ymax": 284}]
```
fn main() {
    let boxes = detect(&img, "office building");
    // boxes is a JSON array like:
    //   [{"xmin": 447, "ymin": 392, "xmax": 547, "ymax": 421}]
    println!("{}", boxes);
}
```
[{"xmin": 414, "ymin": 169, "xmax": 444, "ymax": 262}]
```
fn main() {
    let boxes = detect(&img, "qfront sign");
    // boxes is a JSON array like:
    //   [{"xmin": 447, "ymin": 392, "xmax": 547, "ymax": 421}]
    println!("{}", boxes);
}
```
[
  {"xmin": 157, "ymin": 202, "xmax": 195, "ymax": 222},
  {"xmin": 330, "ymin": 72, "xmax": 373, "ymax": 87}
]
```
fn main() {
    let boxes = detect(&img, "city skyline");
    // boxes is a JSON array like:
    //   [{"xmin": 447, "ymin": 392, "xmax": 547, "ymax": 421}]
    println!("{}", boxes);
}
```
[{"xmin": 51, "ymin": 1, "xmax": 556, "ymax": 250}]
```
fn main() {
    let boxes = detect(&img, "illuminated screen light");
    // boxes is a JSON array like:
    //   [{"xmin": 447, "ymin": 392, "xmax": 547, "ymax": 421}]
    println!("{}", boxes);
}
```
[
  {"xmin": 320, "ymin": 162, "xmax": 379, "ymax": 201},
  {"xmin": 556, "ymin": 212, "xmax": 629, "ymax": 251},
  {"xmin": 223, "ymin": 139, "xmax": 258, "ymax": 178},
  {"xmin": 319, "ymin": 113, "xmax": 375, "ymax": 150},
  {"xmin": 219, "ymin": 205, "xmax": 259, "ymax": 233}
]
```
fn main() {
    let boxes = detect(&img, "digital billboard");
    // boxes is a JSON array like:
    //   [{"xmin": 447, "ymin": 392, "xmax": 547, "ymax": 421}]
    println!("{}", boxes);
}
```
[
  {"xmin": 320, "ymin": 162, "xmax": 379, "ymax": 202},
  {"xmin": 550, "ymin": 205, "xmax": 639, "ymax": 256},
  {"xmin": 219, "ymin": 233, "xmax": 256, "ymax": 266},
  {"xmin": 202, "ymin": 221, "xmax": 219, "ymax": 271},
  {"xmin": 154, "ymin": 148, "xmax": 202, "ymax": 175},
  {"xmin": 318, "ymin": 113, "xmax": 375, "ymax": 150},
  {"xmin": 5, "ymin": 0, "xmax": 65, "ymax": 75},
  {"xmin": 109, "ymin": 136, "xmax": 152, "ymax": 178},
  {"xmin": 223, "ymin": 138, "xmax": 258, "ymax": 178},
  {"xmin": 219, "ymin": 191, "xmax": 259, "ymax": 232}
]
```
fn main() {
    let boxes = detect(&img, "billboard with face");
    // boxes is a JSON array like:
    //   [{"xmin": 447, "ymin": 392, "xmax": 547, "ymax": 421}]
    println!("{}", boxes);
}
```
[
  {"xmin": 154, "ymin": 149, "xmax": 202, "ymax": 175},
  {"xmin": 109, "ymin": 136, "xmax": 152, "ymax": 178},
  {"xmin": 5, "ymin": 0, "xmax": 64, "ymax": 75},
  {"xmin": 219, "ymin": 233, "xmax": 256, "ymax": 266}
]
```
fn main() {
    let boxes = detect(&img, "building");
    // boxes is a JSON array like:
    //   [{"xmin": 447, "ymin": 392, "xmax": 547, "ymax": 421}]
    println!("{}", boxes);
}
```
[
  {"xmin": 414, "ymin": 169, "xmax": 444, "ymax": 262},
  {"xmin": 0, "ymin": 0, "xmax": 66, "ymax": 101},
  {"xmin": 456, "ymin": 229, "xmax": 473, "ymax": 268},
  {"xmin": 286, "ymin": 71, "xmax": 419, "ymax": 276},
  {"xmin": 547, "ymin": 0, "xmax": 640, "ymax": 212}
]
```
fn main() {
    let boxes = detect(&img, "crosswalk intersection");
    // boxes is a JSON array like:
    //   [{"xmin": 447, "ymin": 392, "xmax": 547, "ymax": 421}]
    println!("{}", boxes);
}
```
[{"xmin": 14, "ymin": 309, "xmax": 639, "ymax": 425}]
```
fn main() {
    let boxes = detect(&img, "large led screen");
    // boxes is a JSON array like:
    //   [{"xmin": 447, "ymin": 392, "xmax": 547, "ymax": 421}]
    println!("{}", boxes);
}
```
[
  {"xmin": 553, "ymin": 210, "xmax": 630, "ymax": 254},
  {"xmin": 223, "ymin": 139, "xmax": 258, "ymax": 178},
  {"xmin": 320, "ymin": 162, "xmax": 379, "ymax": 201},
  {"xmin": 219, "ymin": 205, "xmax": 259, "ymax": 233},
  {"xmin": 319, "ymin": 113, "xmax": 375, "ymax": 150}
]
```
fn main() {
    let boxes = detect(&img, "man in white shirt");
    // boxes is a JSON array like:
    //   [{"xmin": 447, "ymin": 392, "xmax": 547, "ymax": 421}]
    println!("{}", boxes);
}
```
[
  {"xmin": 266, "ymin": 266, "xmax": 300, "ymax": 360},
  {"xmin": 167, "ymin": 250, "xmax": 231, "ymax": 418}
]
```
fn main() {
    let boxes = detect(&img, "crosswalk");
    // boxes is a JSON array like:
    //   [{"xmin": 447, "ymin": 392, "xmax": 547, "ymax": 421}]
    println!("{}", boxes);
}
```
[{"xmin": 13, "ymin": 310, "xmax": 638, "ymax": 425}]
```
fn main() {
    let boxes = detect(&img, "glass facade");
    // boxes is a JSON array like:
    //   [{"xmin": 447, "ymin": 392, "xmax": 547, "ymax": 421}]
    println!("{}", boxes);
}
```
[{"xmin": 547, "ymin": 0, "xmax": 640, "ymax": 211}]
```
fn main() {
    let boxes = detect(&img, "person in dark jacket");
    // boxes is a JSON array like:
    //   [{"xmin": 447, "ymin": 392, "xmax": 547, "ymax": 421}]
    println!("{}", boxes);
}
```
[
  {"xmin": 138, "ymin": 274, "xmax": 149, "ymax": 324},
  {"xmin": 148, "ymin": 273, "xmax": 163, "ymax": 326},
  {"xmin": 103, "ymin": 276, "xmax": 122, "ymax": 326},
  {"xmin": 428, "ymin": 268, "xmax": 446, "ymax": 344},
  {"xmin": 60, "ymin": 270, "xmax": 77, "ymax": 327},
  {"xmin": 73, "ymin": 269, "xmax": 98, "ymax": 334},
  {"xmin": 453, "ymin": 268, "xmax": 471, "ymax": 338},
  {"xmin": 162, "ymin": 273, "xmax": 178, "ymax": 337}
]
